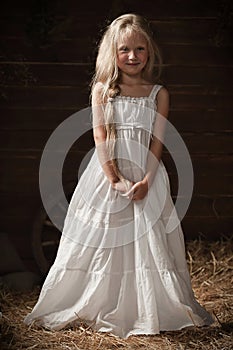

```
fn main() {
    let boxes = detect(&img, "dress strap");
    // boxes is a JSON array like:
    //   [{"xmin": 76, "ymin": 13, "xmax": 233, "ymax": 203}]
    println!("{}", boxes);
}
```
[{"xmin": 149, "ymin": 84, "xmax": 163, "ymax": 101}]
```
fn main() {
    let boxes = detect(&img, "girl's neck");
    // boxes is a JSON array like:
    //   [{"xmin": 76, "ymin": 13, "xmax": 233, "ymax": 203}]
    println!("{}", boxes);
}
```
[
  {"xmin": 119, "ymin": 73, "xmax": 146, "ymax": 86},
  {"xmin": 118, "ymin": 72, "xmax": 153, "ymax": 97}
]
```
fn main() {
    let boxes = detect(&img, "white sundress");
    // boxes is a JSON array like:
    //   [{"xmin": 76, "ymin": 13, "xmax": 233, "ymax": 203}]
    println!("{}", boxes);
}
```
[{"xmin": 24, "ymin": 84, "xmax": 214, "ymax": 338}]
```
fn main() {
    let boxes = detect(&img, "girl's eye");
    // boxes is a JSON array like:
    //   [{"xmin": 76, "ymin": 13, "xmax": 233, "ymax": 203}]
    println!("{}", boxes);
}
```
[
  {"xmin": 120, "ymin": 47, "xmax": 128, "ymax": 52},
  {"xmin": 137, "ymin": 47, "xmax": 145, "ymax": 51}
]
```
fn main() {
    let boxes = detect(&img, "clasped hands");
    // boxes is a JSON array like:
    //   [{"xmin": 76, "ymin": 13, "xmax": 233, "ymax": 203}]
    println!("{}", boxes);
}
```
[{"xmin": 112, "ymin": 178, "xmax": 149, "ymax": 201}]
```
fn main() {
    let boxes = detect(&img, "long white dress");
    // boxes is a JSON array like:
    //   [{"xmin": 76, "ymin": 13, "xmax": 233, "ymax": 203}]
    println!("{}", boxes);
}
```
[{"xmin": 24, "ymin": 85, "xmax": 213, "ymax": 338}]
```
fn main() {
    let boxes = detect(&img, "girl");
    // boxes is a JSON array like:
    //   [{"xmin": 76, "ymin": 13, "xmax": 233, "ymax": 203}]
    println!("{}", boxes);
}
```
[{"xmin": 24, "ymin": 13, "xmax": 214, "ymax": 338}]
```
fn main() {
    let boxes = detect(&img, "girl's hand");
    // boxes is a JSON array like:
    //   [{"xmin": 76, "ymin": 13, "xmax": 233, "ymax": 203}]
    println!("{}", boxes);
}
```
[
  {"xmin": 112, "ymin": 179, "xmax": 134, "ymax": 195},
  {"xmin": 126, "ymin": 179, "xmax": 149, "ymax": 201}
]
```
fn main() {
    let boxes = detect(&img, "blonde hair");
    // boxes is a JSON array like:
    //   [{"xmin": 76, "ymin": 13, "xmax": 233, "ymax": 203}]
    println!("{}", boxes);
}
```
[{"xmin": 91, "ymin": 13, "xmax": 163, "ymax": 183}]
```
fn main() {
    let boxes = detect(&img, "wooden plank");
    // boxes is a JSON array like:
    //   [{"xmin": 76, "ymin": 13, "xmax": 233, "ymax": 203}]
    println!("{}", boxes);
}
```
[
  {"xmin": 151, "ymin": 19, "xmax": 218, "ymax": 45},
  {"xmin": 191, "ymin": 155, "xmax": 233, "ymax": 175},
  {"xmin": 1, "ymin": 106, "xmax": 233, "ymax": 132},
  {"xmin": 213, "ymin": 197, "xmax": 233, "ymax": 217},
  {"xmin": 186, "ymin": 196, "xmax": 233, "ymax": 218},
  {"xmin": 160, "ymin": 45, "xmax": 233, "ymax": 65},
  {"xmin": 1, "ymin": 1, "xmax": 32, "ymax": 15},
  {"xmin": 1, "ymin": 108, "xmax": 77, "ymax": 130},
  {"xmin": 1, "ymin": 150, "xmax": 232, "ymax": 193},
  {"xmin": 170, "ymin": 90, "xmax": 233, "ymax": 110},
  {"xmin": 1, "ymin": 39, "xmax": 231, "ymax": 64},
  {"xmin": 0, "ymin": 86, "xmax": 90, "ymax": 109},
  {"xmin": 1, "ymin": 163, "xmax": 232, "ymax": 197},
  {"xmin": 0, "ymin": 0, "xmax": 110, "ymax": 16},
  {"xmin": 1, "ymin": 107, "xmax": 233, "ymax": 133},
  {"xmin": 2, "ymin": 63, "xmax": 233, "ymax": 89},
  {"xmin": 0, "ymin": 17, "xmax": 28, "ymax": 37},
  {"xmin": 0, "ymin": 148, "xmax": 233, "ymax": 185},
  {"xmin": 180, "ymin": 132, "xmax": 233, "ymax": 154},
  {"xmin": 164, "ymin": 85, "xmax": 232, "ymax": 95},
  {"xmin": 0, "ymin": 17, "xmax": 220, "ymax": 44},
  {"xmin": 1, "ymin": 62, "xmax": 232, "ymax": 87},
  {"xmin": 0, "ymin": 155, "xmax": 40, "ymax": 192},
  {"xmin": 162, "ymin": 65, "xmax": 233, "ymax": 87},
  {"xmin": 1, "ymin": 42, "xmax": 232, "ymax": 68},
  {"xmin": 165, "ymin": 173, "xmax": 233, "ymax": 197},
  {"xmin": 0, "ymin": 129, "xmax": 94, "ymax": 151},
  {"xmin": 0, "ymin": 129, "xmax": 232, "ymax": 153},
  {"xmin": 0, "ymin": 62, "xmax": 233, "ymax": 94},
  {"xmin": 0, "ymin": 216, "xmax": 32, "ymax": 235},
  {"xmin": 1, "ymin": 0, "xmax": 221, "ymax": 17},
  {"xmin": 0, "ymin": 62, "xmax": 93, "ymax": 87},
  {"xmin": 193, "ymin": 176, "xmax": 233, "ymax": 196},
  {"xmin": 128, "ymin": 0, "xmax": 220, "ymax": 18},
  {"xmin": 0, "ymin": 175, "xmax": 40, "ymax": 194},
  {"xmin": 1, "ymin": 85, "xmax": 233, "ymax": 109},
  {"xmin": 0, "ymin": 151, "xmax": 87, "ymax": 193},
  {"xmin": 0, "ymin": 193, "xmax": 40, "ymax": 217},
  {"xmin": 182, "ymin": 217, "xmax": 233, "ymax": 240},
  {"xmin": 163, "ymin": 154, "xmax": 233, "ymax": 176},
  {"xmin": 0, "ymin": 37, "xmax": 96, "ymax": 63},
  {"xmin": 0, "ymin": 15, "xmax": 103, "ymax": 38},
  {"xmin": 66, "ymin": 0, "xmax": 220, "ymax": 18},
  {"xmin": 168, "ymin": 110, "xmax": 233, "ymax": 132},
  {"xmin": 0, "ymin": 35, "xmax": 99, "ymax": 62},
  {"xmin": 160, "ymin": 154, "xmax": 233, "ymax": 195}
]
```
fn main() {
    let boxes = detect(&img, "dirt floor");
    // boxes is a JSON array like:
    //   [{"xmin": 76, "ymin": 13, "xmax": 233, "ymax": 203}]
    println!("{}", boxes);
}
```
[{"xmin": 1, "ymin": 236, "xmax": 233, "ymax": 350}]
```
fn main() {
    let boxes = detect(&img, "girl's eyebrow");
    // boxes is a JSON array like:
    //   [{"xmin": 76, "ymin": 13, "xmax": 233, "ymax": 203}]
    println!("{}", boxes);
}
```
[
  {"xmin": 118, "ymin": 43, "xmax": 146, "ymax": 49},
  {"xmin": 118, "ymin": 45, "xmax": 128, "ymax": 50}
]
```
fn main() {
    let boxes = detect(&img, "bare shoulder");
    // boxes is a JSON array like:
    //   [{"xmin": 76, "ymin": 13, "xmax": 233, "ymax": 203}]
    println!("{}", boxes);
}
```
[
  {"xmin": 157, "ymin": 86, "xmax": 169, "ymax": 101},
  {"xmin": 156, "ymin": 86, "xmax": 169, "ymax": 118}
]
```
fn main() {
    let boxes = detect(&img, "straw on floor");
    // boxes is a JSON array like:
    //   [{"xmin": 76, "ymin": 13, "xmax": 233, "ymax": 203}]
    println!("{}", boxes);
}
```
[{"xmin": 1, "ymin": 236, "xmax": 233, "ymax": 350}]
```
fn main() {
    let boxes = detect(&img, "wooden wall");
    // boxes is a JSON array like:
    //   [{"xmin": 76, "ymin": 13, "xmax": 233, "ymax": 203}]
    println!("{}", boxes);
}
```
[{"xmin": 1, "ymin": 0, "xmax": 233, "ymax": 271}]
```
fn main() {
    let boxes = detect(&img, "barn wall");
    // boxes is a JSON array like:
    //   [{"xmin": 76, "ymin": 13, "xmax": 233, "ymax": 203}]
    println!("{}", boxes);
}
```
[{"xmin": 0, "ymin": 0, "xmax": 232, "ymax": 271}]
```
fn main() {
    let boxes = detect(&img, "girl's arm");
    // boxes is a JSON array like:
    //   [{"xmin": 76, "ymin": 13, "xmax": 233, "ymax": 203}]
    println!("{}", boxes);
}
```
[
  {"xmin": 92, "ymin": 83, "xmax": 120, "ymax": 185},
  {"xmin": 144, "ymin": 86, "xmax": 170, "ymax": 187},
  {"xmin": 128, "ymin": 87, "xmax": 169, "ymax": 201}
]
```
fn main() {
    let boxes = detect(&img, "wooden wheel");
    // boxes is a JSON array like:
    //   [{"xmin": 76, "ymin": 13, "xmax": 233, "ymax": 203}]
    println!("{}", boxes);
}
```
[{"xmin": 32, "ymin": 181, "xmax": 76, "ymax": 276}]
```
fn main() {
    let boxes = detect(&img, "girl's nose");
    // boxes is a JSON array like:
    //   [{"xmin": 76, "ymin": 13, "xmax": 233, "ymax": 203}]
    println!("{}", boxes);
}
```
[{"xmin": 129, "ymin": 50, "xmax": 136, "ymax": 60}]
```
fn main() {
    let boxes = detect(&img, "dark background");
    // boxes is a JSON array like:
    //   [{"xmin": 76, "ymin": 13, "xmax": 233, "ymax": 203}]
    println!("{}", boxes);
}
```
[{"xmin": 1, "ymin": 0, "xmax": 233, "ymax": 274}]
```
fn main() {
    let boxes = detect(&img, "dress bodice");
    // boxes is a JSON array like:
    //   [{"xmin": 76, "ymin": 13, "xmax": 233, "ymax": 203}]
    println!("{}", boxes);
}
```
[
  {"xmin": 113, "ymin": 84, "xmax": 163, "ymax": 134},
  {"xmin": 110, "ymin": 85, "xmax": 163, "ymax": 182}
]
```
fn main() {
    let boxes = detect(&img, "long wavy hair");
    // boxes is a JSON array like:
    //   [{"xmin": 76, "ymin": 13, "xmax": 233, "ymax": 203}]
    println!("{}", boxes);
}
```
[{"xmin": 90, "ymin": 13, "xmax": 163, "ymax": 182}]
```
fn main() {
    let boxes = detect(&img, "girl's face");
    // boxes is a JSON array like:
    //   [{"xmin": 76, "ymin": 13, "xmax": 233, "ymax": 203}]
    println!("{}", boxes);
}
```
[{"xmin": 116, "ymin": 31, "xmax": 148, "ymax": 77}]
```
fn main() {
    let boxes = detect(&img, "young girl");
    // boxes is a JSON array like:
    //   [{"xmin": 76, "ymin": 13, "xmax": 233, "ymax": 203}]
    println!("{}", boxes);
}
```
[{"xmin": 24, "ymin": 13, "xmax": 214, "ymax": 338}]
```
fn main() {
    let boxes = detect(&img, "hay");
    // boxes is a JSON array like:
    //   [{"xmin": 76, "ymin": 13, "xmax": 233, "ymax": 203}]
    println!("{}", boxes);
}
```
[{"xmin": 1, "ymin": 236, "xmax": 233, "ymax": 350}]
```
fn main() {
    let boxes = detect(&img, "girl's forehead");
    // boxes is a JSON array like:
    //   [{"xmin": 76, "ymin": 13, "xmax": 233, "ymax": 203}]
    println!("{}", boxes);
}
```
[{"xmin": 117, "ymin": 30, "xmax": 147, "ymax": 46}]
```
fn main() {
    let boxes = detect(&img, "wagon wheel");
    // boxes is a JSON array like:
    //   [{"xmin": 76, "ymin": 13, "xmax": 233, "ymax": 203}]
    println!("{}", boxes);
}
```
[{"xmin": 32, "ymin": 181, "xmax": 76, "ymax": 276}]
